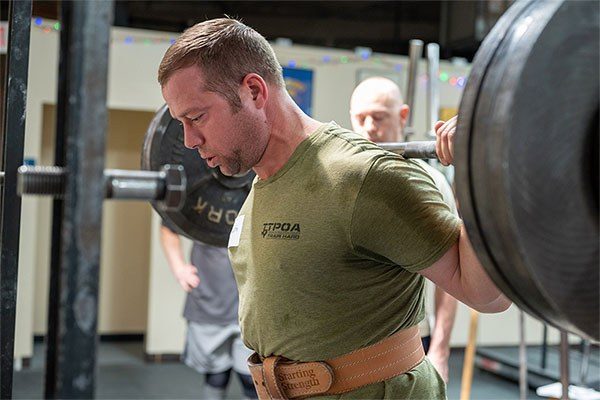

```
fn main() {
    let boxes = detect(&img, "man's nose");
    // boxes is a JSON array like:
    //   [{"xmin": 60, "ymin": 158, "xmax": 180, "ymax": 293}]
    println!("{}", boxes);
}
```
[
  {"xmin": 365, "ymin": 116, "xmax": 377, "ymax": 133},
  {"xmin": 182, "ymin": 122, "xmax": 204, "ymax": 149}
]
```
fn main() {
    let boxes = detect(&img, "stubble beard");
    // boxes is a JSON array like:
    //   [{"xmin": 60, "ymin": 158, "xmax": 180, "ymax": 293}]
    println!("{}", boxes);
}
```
[{"xmin": 218, "ymin": 115, "xmax": 264, "ymax": 176}]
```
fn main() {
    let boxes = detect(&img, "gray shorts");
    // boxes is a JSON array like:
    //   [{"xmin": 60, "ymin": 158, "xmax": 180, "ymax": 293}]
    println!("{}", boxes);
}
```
[{"xmin": 182, "ymin": 321, "xmax": 253, "ymax": 375}]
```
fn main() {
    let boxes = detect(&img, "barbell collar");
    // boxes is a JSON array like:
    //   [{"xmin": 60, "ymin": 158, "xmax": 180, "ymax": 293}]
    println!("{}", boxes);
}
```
[
  {"xmin": 158, "ymin": 164, "xmax": 187, "ymax": 211},
  {"xmin": 378, "ymin": 140, "xmax": 438, "ymax": 159}
]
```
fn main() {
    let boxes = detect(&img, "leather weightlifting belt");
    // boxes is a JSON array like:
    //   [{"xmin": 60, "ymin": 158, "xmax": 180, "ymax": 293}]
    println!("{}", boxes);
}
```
[{"xmin": 247, "ymin": 325, "xmax": 424, "ymax": 399}]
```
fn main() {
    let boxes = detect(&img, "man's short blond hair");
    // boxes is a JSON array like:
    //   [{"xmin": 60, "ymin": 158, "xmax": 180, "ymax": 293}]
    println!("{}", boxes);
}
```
[{"xmin": 158, "ymin": 18, "xmax": 284, "ymax": 110}]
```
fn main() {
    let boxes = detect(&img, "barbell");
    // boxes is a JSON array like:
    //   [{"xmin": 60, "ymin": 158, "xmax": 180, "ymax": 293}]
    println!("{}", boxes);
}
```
[
  {"xmin": 15, "ymin": 164, "xmax": 186, "ymax": 210},
  {"xmin": 15, "ymin": 0, "xmax": 599, "ymax": 340}
]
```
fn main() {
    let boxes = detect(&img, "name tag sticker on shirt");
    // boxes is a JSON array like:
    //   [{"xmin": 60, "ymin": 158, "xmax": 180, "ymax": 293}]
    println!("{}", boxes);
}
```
[{"xmin": 228, "ymin": 215, "xmax": 245, "ymax": 248}]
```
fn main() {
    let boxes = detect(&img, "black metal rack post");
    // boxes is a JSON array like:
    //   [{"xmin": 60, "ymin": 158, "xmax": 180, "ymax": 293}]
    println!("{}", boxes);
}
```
[
  {"xmin": 44, "ymin": 1, "xmax": 70, "ymax": 397},
  {"xmin": 43, "ymin": 1, "xmax": 113, "ymax": 398},
  {"xmin": 0, "ymin": 1, "xmax": 32, "ymax": 398}
]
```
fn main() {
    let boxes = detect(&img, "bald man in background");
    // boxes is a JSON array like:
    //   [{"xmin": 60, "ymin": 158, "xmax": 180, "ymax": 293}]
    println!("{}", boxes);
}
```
[{"xmin": 349, "ymin": 77, "xmax": 458, "ymax": 382}]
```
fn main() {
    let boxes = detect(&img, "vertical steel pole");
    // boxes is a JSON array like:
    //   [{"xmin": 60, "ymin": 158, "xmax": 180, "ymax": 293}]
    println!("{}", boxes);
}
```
[
  {"xmin": 0, "ymin": 1, "xmax": 32, "ymax": 398},
  {"xmin": 518, "ymin": 310, "xmax": 528, "ymax": 400},
  {"xmin": 540, "ymin": 323, "xmax": 548, "ymax": 369},
  {"xmin": 426, "ymin": 43, "xmax": 440, "ymax": 139},
  {"xmin": 404, "ymin": 39, "xmax": 423, "ymax": 141},
  {"xmin": 560, "ymin": 331, "xmax": 570, "ymax": 400},
  {"xmin": 44, "ymin": 1, "xmax": 113, "ymax": 398},
  {"xmin": 44, "ymin": 1, "xmax": 70, "ymax": 397}
]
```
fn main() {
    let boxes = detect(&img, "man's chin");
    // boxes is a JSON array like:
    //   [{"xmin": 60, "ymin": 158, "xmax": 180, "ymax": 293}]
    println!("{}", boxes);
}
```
[
  {"xmin": 217, "ymin": 166, "xmax": 233, "ymax": 176},
  {"xmin": 232, "ymin": 169, "xmax": 252, "ymax": 178},
  {"xmin": 218, "ymin": 165, "xmax": 243, "ymax": 177}
]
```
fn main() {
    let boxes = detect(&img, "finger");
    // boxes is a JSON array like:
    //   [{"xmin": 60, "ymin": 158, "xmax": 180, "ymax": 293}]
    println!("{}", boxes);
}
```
[
  {"xmin": 184, "ymin": 264, "xmax": 198, "ymax": 274},
  {"xmin": 448, "ymin": 128, "xmax": 455, "ymax": 162},
  {"xmin": 441, "ymin": 121, "xmax": 454, "ymax": 165},
  {"xmin": 437, "ymin": 129, "xmax": 449, "ymax": 166},
  {"xmin": 435, "ymin": 121, "xmax": 444, "ymax": 162},
  {"xmin": 436, "ymin": 120, "xmax": 452, "ymax": 165},
  {"xmin": 445, "ymin": 119, "xmax": 457, "ymax": 164},
  {"xmin": 437, "ymin": 119, "xmax": 456, "ymax": 165},
  {"xmin": 189, "ymin": 276, "xmax": 200, "ymax": 288},
  {"xmin": 180, "ymin": 280, "xmax": 191, "ymax": 292},
  {"xmin": 442, "ymin": 125, "xmax": 452, "ymax": 165},
  {"xmin": 434, "ymin": 120, "xmax": 445, "ymax": 131}
]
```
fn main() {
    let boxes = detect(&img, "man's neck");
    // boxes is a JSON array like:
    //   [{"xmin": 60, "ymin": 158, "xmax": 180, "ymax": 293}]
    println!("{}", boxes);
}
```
[{"xmin": 253, "ymin": 91, "xmax": 322, "ymax": 180}]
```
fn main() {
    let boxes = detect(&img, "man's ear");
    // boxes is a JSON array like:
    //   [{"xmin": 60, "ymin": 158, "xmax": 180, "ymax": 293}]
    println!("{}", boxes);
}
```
[
  {"xmin": 241, "ymin": 73, "xmax": 268, "ymax": 109},
  {"xmin": 399, "ymin": 104, "xmax": 410, "ymax": 128}
]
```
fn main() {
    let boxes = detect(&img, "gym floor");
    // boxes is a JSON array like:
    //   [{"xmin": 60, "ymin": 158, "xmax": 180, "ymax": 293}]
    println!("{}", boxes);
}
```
[{"xmin": 12, "ymin": 341, "xmax": 548, "ymax": 399}]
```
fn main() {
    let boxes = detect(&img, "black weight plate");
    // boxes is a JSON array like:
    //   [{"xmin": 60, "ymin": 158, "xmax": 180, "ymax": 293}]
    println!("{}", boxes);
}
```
[
  {"xmin": 470, "ymin": 0, "xmax": 569, "ymax": 331},
  {"xmin": 455, "ymin": 0, "xmax": 546, "ymax": 320},
  {"xmin": 470, "ymin": 0, "xmax": 599, "ymax": 339},
  {"xmin": 142, "ymin": 104, "xmax": 255, "ymax": 247}
]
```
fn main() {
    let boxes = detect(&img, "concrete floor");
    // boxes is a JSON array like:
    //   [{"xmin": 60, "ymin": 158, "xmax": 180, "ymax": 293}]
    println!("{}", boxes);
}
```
[{"xmin": 13, "ymin": 341, "xmax": 555, "ymax": 399}]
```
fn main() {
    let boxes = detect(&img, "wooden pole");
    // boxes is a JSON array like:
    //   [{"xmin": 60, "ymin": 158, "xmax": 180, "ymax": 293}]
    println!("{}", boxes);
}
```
[{"xmin": 460, "ymin": 309, "xmax": 479, "ymax": 400}]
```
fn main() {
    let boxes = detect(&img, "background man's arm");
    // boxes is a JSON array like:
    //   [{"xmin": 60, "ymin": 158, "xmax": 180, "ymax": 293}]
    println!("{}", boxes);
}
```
[
  {"xmin": 427, "ymin": 286, "xmax": 458, "ymax": 382},
  {"xmin": 159, "ymin": 225, "xmax": 200, "ymax": 292}
]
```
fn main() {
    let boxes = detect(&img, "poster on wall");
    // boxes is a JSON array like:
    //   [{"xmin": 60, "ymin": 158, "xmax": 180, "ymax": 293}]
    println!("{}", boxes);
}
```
[
  {"xmin": 283, "ymin": 67, "xmax": 313, "ymax": 116},
  {"xmin": 439, "ymin": 107, "xmax": 458, "ymax": 121},
  {"xmin": 0, "ymin": 22, "xmax": 7, "ymax": 54}
]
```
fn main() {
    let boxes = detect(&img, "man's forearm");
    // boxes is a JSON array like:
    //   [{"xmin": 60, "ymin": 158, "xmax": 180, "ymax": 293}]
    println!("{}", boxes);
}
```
[
  {"xmin": 159, "ymin": 225, "xmax": 186, "ymax": 273},
  {"xmin": 457, "ymin": 224, "xmax": 511, "ymax": 312}
]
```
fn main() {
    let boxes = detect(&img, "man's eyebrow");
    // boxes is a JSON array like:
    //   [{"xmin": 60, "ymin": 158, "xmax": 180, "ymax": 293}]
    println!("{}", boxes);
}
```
[{"xmin": 174, "ymin": 107, "xmax": 208, "ymax": 120}]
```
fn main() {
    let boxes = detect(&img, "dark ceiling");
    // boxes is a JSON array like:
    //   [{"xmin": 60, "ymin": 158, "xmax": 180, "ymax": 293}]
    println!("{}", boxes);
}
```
[{"xmin": 5, "ymin": 1, "xmax": 513, "ymax": 61}]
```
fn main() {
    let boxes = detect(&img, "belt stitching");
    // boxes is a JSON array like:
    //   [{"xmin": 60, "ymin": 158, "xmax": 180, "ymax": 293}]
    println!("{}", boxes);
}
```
[
  {"xmin": 339, "ymin": 327, "xmax": 418, "ymax": 357},
  {"xmin": 336, "ymin": 345, "xmax": 423, "ymax": 383},
  {"xmin": 335, "ymin": 332, "xmax": 420, "ymax": 369},
  {"xmin": 267, "ymin": 360, "xmax": 286, "ymax": 399}
]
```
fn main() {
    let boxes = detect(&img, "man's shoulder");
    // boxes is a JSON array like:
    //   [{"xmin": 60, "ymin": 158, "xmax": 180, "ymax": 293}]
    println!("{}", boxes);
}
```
[
  {"xmin": 317, "ymin": 122, "xmax": 393, "ymax": 168},
  {"xmin": 413, "ymin": 160, "xmax": 453, "ymax": 193}
]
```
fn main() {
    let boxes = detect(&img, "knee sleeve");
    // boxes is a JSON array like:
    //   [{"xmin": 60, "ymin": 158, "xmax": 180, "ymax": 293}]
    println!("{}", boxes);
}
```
[
  {"xmin": 237, "ymin": 372, "xmax": 258, "ymax": 399},
  {"xmin": 205, "ymin": 370, "xmax": 232, "ymax": 389}
]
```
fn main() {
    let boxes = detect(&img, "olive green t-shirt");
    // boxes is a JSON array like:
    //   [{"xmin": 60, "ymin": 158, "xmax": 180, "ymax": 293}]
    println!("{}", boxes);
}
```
[{"xmin": 228, "ymin": 122, "xmax": 461, "ymax": 399}]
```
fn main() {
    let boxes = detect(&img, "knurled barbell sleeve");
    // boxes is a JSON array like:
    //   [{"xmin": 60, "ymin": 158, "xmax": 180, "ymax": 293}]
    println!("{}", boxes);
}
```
[{"xmin": 17, "ymin": 165, "xmax": 66, "ymax": 198}]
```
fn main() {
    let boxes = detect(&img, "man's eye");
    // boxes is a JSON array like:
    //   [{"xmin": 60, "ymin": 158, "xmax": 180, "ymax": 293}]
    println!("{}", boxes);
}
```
[{"xmin": 191, "ymin": 115, "xmax": 203, "ymax": 122}]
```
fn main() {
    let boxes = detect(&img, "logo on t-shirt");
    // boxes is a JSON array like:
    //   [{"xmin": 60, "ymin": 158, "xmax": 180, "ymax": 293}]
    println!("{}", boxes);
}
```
[{"xmin": 261, "ymin": 222, "xmax": 301, "ymax": 240}]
